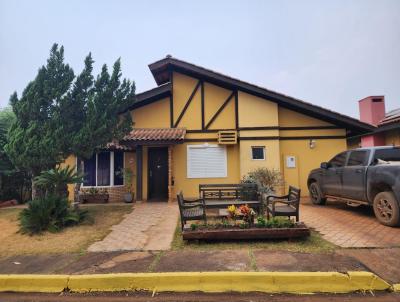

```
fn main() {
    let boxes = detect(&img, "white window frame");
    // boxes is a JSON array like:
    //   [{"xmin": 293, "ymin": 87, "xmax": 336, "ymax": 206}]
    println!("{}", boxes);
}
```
[
  {"xmin": 187, "ymin": 144, "xmax": 227, "ymax": 179},
  {"xmin": 251, "ymin": 146, "xmax": 266, "ymax": 161},
  {"xmin": 81, "ymin": 151, "xmax": 125, "ymax": 188}
]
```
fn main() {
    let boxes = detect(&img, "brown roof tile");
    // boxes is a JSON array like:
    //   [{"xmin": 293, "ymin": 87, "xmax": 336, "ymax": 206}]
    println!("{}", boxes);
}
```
[
  {"xmin": 123, "ymin": 128, "xmax": 186, "ymax": 142},
  {"xmin": 379, "ymin": 108, "xmax": 400, "ymax": 126}
]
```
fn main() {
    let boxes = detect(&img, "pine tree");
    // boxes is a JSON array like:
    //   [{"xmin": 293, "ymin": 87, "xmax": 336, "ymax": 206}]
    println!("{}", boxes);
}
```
[{"xmin": 5, "ymin": 44, "xmax": 136, "ymax": 199}]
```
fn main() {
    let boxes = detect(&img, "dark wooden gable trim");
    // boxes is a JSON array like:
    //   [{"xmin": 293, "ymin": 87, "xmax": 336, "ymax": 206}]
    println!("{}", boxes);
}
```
[
  {"xmin": 201, "ymin": 80, "xmax": 205, "ymax": 130},
  {"xmin": 174, "ymin": 80, "xmax": 201, "ymax": 128},
  {"xmin": 234, "ymin": 90, "xmax": 239, "ymax": 130},
  {"xmin": 148, "ymin": 57, "xmax": 374, "ymax": 135},
  {"xmin": 122, "ymin": 83, "xmax": 172, "ymax": 113},
  {"xmin": 169, "ymin": 67, "xmax": 174, "ymax": 128},
  {"xmin": 205, "ymin": 91, "xmax": 235, "ymax": 130}
]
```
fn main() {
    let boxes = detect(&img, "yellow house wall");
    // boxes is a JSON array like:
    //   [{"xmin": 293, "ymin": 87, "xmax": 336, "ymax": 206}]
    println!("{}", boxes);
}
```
[
  {"xmin": 278, "ymin": 107, "xmax": 334, "ymax": 127},
  {"xmin": 204, "ymin": 82, "xmax": 236, "ymax": 130},
  {"xmin": 239, "ymin": 140, "xmax": 281, "ymax": 177},
  {"xmin": 238, "ymin": 92, "xmax": 278, "ymax": 127},
  {"xmin": 172, "ymin": 72, "xmax": 202, "ymax": 129},
  {"xmin": 172, "ymin": 142, "xmax": 240, "ymax": 198},
  {"xmin": 60, "ymin": 154, "xmax": 77, "ymax": 201},
  {"xmin": 279, "ymin": 139, "xmax": 346, "ymax": 195},
  {"xmin": 131, "ymin": 97, "xmax": 170, "ymax": 128}
]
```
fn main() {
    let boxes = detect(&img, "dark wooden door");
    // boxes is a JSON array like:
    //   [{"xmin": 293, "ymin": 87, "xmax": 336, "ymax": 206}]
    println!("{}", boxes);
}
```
[{"xmin": 148, "ymin": 147, "xmax": 168, "ymax": 200}]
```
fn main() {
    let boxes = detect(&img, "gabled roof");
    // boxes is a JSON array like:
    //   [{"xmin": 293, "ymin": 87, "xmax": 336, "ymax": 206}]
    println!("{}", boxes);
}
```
[
  {"xmin": 123, "ymin": 82, "xmax": 171, "ymax": 112},
  {"xmin": 149, "ymin": 56, "xmax": 374, "ymax": 135}
]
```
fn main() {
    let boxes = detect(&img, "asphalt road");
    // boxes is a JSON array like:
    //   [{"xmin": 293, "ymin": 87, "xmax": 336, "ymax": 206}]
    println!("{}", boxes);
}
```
[{"xmin": 0, "ymin": 292, "xmax": 399, "ymax": 302}]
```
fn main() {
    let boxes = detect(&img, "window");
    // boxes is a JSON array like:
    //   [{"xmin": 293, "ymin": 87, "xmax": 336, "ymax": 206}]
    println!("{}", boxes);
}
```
[
  {"xmin": 347, "ymin": 151, "xmax": 368, "ymax": 166},
  {"xmin": 251, "ymin": 146, "xmax": 265, "ymax": 160},
  {"xmin": 374, "ymin": 148, "xmax": 400, "ymax": 162},
  {"xmin": 97, "ymin": 152, "xmax": 110, "ymax": 186},
  {"xmin": 83, "ymin": 151, "xmax": 124, "ymax": 187},
  {"xmin": 114, "ymin": 151, "xmax": 124, "ymax": 186},
  {"xmin": 83, "ymin": 154, "xmax": 96, "ymax": 186},
  {"xmin": 329, "ymin": 152, "xmax": 347, "ymax": 168},
  {"xmin": 187, "ymin": 144, "xmax": 227, "ymax": 178}
]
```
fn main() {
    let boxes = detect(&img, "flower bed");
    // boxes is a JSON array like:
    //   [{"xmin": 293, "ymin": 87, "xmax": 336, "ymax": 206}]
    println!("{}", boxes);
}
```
[
  {"xmin": 183, "ymin": 204, "xmax": 310, "ymax": 241},
  {"xmin": 79, "ymin": 188, "xmax": 109, "ymax": 204},
  {"xmin": 182, "ymin": 222, "xmax": 310, "ymax": 241}
]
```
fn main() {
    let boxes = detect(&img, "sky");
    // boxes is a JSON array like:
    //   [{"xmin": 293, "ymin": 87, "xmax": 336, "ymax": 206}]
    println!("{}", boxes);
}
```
[{"xmin": 1, "ymin": 0, "xmax": 399, "ymax": 118}]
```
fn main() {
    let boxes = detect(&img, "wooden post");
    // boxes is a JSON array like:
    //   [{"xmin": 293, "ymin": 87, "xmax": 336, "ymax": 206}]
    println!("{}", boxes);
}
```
[
  {"xmin": 168, "ymin": 145, "xmax": 173, "ymax": 203},
  {"xmin": 136, "ymin": 145, "xmax": 143, "ymax": 201}
]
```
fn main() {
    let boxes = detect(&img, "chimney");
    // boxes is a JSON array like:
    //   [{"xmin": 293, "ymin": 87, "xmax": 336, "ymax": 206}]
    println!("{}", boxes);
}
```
[
  {"xmin": 358, "ymin": 96, "xmax": 386, "ymax": 147},
  {"xmin": 359, "ymin": 96, "xmax": 386, "ymax": 126}
]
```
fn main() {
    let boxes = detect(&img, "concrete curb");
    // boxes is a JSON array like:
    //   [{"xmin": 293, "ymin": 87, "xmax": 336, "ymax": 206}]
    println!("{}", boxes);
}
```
[{"xmin": 0, "ymin": 272, "xmax": 392, "ymax": 294}]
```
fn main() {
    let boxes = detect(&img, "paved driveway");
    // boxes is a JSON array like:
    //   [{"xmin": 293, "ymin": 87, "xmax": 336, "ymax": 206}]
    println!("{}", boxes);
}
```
[{"xmin": 300, "ymin": 199, "xmax": 400, "ymax": 248}]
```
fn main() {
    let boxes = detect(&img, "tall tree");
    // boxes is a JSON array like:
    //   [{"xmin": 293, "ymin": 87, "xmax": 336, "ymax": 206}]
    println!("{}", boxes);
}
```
[
  {"xmin": 0, "ymin": 106, "xmax": 16, "ymax": 173},
  {"xmin": 5, "ymin": 44, "xmax": 135, "ymax": 199}
]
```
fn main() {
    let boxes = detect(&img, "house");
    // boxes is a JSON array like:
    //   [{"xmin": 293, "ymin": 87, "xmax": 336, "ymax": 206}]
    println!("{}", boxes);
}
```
[
  {"xmin": 347, "ymin": 96, "xmax": 400, "ymax": 148},
  {"xmin": 65, "ymin": 56, "xmax": 373, "ymax": 202}
]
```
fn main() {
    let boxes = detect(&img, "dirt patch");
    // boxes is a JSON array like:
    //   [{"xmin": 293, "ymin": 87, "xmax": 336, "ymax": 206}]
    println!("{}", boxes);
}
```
[
  {"xmin": 0, "ymin": 205, "xmax": 132, "ymax": 256},
  {"xmin": 253, "ymin": 250, "xmax": 367, "ymax": 272},
  {"xmin": 338, "ymin": 248, "xmax": 400, "ymax": 283},
  {"xmin": 154, "ymin": 250, "xmax": 251, "ymax": 272}
]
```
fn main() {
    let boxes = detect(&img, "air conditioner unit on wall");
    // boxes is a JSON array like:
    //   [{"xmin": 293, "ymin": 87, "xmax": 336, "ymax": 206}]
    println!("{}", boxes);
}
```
[{"xmin": 218, "ymin": 130, "xmax": 237, "ymax": 145}]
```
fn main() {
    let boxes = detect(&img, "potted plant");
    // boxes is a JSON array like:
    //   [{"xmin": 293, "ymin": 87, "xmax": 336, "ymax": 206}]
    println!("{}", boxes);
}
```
[{"xmin": 122, "ymin": 168, "xmax": 134, "ymax": 203}]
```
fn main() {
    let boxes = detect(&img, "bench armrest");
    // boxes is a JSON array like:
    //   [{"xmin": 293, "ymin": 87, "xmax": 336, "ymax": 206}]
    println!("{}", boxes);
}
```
[
  {"xmin": 182, "ymin": 198, "xmax": 205, "ymax": 208},
  {"xmin": 266, "ymin": 194, "xmax": 288, "ymax": 204}
]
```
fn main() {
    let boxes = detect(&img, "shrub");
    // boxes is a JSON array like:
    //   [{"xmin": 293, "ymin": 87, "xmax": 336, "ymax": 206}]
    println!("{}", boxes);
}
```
[
  {"xmin": 34, "ymin": 166, "xmax": 83, "ymax": 198},
  {"xmin": 265, "ymin": 217, "xmax": 295, "ymax": 228},
  {"xmin": 256, "ymin": 216, "xmax": 267, "ymax": 227},
  {"xmin": 19, "ymin": 195, "xmax": 88, "ymax": 235},
  {"xmin": 242, "ymin": 167, "xmax": 282, "ymax": 192}
]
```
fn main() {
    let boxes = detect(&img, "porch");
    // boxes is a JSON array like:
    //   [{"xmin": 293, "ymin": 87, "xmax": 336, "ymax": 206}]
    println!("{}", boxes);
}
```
[{"xmin": 116, "ymin": 128, "xmax": 186, "ymax": 203}]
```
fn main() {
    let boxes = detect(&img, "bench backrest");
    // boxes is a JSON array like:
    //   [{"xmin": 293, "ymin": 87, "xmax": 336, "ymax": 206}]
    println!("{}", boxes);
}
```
[
  {"xmin": 288, "ymin": 186, "xmax": 301, "ymax": 202},
  {"xmin": 199, "ymin": 183, "xmax": 258, "ymax": 201}
]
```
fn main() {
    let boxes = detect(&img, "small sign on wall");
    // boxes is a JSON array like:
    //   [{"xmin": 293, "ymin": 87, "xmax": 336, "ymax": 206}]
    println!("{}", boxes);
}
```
[{"xmin": 286, "ymin": 156, "xmax": 296, "ymax": 168}]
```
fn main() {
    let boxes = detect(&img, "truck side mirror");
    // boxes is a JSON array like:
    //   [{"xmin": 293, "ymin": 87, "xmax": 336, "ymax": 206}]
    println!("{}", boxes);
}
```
[{"xmin": 320, "ymin": 162, "xmax": 330, "ymax": 169}]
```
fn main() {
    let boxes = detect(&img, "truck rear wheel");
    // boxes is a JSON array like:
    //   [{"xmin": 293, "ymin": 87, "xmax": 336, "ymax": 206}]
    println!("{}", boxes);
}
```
[
  {"xmin": 373, "ymin": 191, "xmax": 400, "ymax": 227},
  {"xmin": 309, "ymin": 182, "xmax": 326, "ymax": 205}
]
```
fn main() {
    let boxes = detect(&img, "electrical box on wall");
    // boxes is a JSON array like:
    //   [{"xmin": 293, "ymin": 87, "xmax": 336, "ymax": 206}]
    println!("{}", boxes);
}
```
[{"xmin": 286, "ymin": 156, "xmax": 296, "ymax": 168}]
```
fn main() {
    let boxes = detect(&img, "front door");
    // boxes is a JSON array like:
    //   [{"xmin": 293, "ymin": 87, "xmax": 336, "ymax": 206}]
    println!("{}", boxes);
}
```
[{"xmin": 148, "ymin": 147, "xmax": 168, "ymax": 200}]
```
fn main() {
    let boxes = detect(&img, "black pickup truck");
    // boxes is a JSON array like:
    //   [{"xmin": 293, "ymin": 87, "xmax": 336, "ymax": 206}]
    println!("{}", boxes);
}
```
[{"xmin": 307, "ymin": 146, "xmax": 400, "ymax": 226}]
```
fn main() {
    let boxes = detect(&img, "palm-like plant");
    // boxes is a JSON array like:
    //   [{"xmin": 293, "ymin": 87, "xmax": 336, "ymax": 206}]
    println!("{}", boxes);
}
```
[{"xmin": 34, "ymin": 166, "xmax": 83, "ymax": 198}]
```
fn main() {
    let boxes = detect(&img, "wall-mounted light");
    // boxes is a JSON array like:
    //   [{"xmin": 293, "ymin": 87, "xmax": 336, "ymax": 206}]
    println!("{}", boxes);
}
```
[{"xmin": 309, "ymin": 139, "xmax": 316, "ymax": 149}]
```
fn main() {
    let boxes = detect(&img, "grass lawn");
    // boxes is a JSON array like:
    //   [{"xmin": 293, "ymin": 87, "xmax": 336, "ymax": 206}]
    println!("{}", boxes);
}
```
[
  {"xmin": 171, "ymin": 223, "xmax": 336, "ymax": 253},
  {"xmin": 0, "ymin": 204, "xmax": 132, "ymax": 257}
]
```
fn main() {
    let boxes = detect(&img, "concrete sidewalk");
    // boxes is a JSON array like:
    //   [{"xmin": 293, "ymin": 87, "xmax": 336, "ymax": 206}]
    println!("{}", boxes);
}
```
[{"xmin": 0, "ymin": 248, "xmax": 399, "ymax": 284}]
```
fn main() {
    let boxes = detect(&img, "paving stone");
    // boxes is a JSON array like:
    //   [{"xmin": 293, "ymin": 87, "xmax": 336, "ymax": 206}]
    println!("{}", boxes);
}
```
[
  {"xmin": 87, "ymin": 202, "xmax": 179, "ymax": 252},
  {"xmin": 300, "ymin": 199, "xmax": 400, "ymax": 248}
]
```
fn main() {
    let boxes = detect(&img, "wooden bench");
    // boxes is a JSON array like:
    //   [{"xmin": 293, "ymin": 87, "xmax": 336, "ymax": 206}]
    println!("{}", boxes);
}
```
[
  {"xmin": 265, "ymin": 186, "xmax": 301, "ymax": 222},
  {"xmin": 199, "ymin": 183, "xmax": 261, "ymax": 213},
  {"xmin": 177, "ymin": 191, "xmax": 207, "ymax": 230}
]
